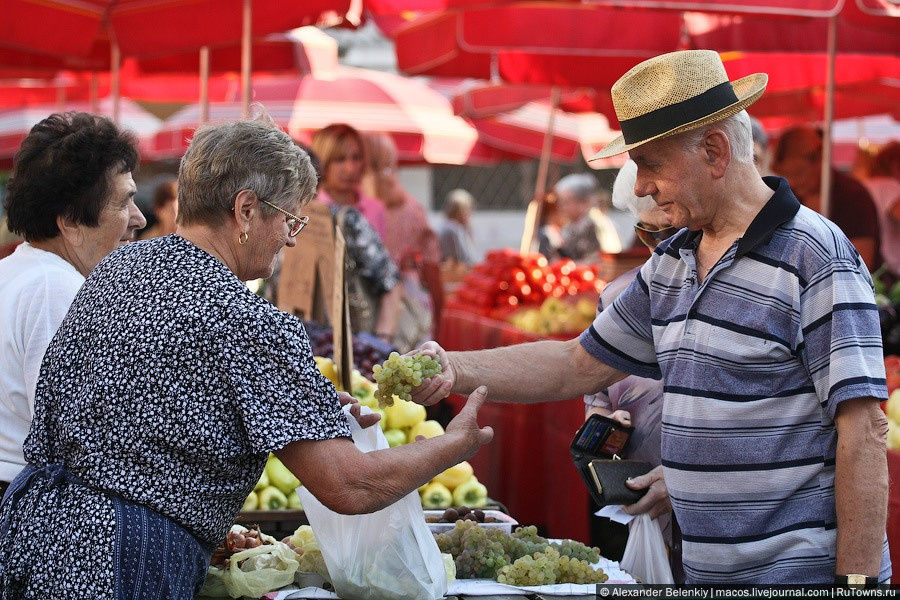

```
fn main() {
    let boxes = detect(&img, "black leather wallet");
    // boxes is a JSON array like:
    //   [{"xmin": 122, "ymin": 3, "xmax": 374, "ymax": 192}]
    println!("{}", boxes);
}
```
[{"xmin": 585, "ymin": 459, "xmax": 653, "ymax": 507}]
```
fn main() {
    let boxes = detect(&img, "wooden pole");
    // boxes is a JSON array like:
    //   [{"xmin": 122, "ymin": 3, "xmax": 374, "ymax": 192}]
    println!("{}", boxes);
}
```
[
  {"xmin": 199, "ymin": 46, "xmax": 210, "ymax": 124},
  {"xmin": 819, "ymin": 14, "xmax": 837, "ymax": 219},
  {"xmin": 111, "ymin": 40, "xmax": 121, "ymax": 124},
  {"xmin": 241, "ymin": 0, "xmax": 252, "ymax": 119},
  {"xmin": 520, "ymin": 87, "xmax": 561, "ymax": 254}
]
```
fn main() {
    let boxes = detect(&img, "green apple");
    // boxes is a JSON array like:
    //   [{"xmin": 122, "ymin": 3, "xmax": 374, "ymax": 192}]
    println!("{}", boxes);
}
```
[{"xmin": 384, "ymin": 428, "xmax": 407, "ymax": 448}]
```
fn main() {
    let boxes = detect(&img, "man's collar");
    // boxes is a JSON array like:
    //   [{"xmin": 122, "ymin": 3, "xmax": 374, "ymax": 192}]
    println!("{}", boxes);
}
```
[
  {"xmin": 664, "ymin": 176, "xmax": 799, "ymax": 257},
  {"xmin": 734, "ymin": 176, "xmax": 800, "ymax": 258}
]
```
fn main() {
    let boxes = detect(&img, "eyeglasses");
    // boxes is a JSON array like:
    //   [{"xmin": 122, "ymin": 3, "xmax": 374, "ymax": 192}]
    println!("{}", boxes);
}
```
[
  {"xmin": 258, "ymin": 198, "xmax": 309, "ymax": 237},
  {"xmin": 634, "ymin": 222, "xmax": 679, "ymax": 249}
]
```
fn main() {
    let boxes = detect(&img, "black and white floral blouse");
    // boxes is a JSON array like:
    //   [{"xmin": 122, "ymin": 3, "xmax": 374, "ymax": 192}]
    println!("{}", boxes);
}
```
[{"xmin": 0, "ymin": 235, "xmax": 349, "ymax": 597}]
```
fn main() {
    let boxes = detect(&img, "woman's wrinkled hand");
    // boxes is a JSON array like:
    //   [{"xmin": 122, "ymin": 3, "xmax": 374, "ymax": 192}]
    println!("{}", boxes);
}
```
[
  {"xmin": 444, "ymin": 386, "xmax": 493, "ymax": 452},
  {"xmin": 337, "ymin": 391, "xmax": 381, "ymax": 429},
  {"xmin": 407, "ymin": 341, "xmax": 455, "ymax": 406},
  {"xmin": 608, "ymin": 409, "xmax": 632, "ymax": 427},
  {"xmin": 621, "ymin": 465, "xmax": 671, "ymax": 519}
]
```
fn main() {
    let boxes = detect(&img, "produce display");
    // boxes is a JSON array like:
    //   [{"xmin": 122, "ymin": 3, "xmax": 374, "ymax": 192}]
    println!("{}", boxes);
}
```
[
  {"xmin": 428, "ymin": 507, "xmax": 503, "ymax": 524},
  {"xmin": 446, "ymin": 249, "xmax": 605, "ymax": 317},
  {"xmin": 303, "ymin": 320, "xmax": 393, "ymax": 380},
  {"xmin": 508, "ymin": 297, "xmax": 598, "ymax": 336},
  {"xmin": 887, "ymin": 355, "xmax": 900, "ymax": 396},
  {"xmin": 884, "ymin": 385, "xmax": 900, "ymax": 451},
  {"xmin": 434, "ymin": 520, "xmax": 607, "ymax": 584},
  {"xmin": 241, "ymin": 356, "xmax": 490, "ymax": 511},
  {"xmin": 373, "ymin": 351, "xmax": 442, "ymax": 407},
  {"xmin": 875, "ymin": 268, "xmax": 900, "ymax": 356}
]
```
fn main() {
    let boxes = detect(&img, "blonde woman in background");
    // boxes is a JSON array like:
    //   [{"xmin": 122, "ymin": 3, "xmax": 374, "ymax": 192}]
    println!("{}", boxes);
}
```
[{"xmin": 311, "ymin": 124, "xmax": 402, "ymax": 342}]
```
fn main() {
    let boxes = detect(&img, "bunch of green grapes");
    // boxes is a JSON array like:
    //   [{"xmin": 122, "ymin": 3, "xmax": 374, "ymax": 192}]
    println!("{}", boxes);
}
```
[
  {"xmin": 503, "ymin": 525, "xmax": 549, "ymax": 560},
  {"xmin": 496, "ymin": 548, "xmax": 559, "ymax": 586},
  {"xmin": 554, "ymin": 555, "xmax": 608, "ymax": 584},
  {"xmin": 434, "ymin": 519, "xmax": 474, "ymax": 557},
  {"xmin": 435, "ymin": 520, "xmax": 512, "ymax": 579},
  {"xmin": 454, "ymin": 531, "xmax": 509, "ymax": 579},
  {"xmin": 551, "ymin": 539, "xmax": 600, "ymax": 564},
  {"xmin": 373, "ymin": 352, "xmax": 442, "ymax": 407}
]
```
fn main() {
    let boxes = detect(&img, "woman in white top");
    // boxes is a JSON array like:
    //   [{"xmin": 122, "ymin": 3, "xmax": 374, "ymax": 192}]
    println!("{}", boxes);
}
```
[{"xmin": 0, "ymin": 112, "xmax": 146, "ymax": 496}]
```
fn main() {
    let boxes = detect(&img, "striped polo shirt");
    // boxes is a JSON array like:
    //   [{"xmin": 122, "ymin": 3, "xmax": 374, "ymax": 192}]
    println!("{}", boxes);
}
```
[{"xmin": 580, "ymin": 176, "xmax": 890, "ymax": 583}]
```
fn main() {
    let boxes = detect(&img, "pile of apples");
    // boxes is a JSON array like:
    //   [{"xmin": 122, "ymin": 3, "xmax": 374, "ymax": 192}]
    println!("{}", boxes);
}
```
[
  {"xmin": 446, "ymin": 249, "xmax": 604, "ymax": 317},
  {"xmin": 508, "ymin": 297, "xmax": 598, "ymax": 336}
]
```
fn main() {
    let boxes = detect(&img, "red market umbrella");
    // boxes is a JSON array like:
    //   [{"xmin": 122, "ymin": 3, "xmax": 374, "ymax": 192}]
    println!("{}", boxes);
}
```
[
  {"xmin": 0, "ymin": 97, "xmax": 161, "ymax": 163},
  {"xmin": 148, "ymin": 67, "xmax": 501, "ymax": 165},
  {"xmin": 0, "ymin": 0, "xmax": 352, "ymax": 60}
]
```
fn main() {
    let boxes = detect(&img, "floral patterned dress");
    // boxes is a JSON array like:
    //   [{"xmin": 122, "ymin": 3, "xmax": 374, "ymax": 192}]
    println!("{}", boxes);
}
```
[{"xmin": 0, "ymin": 235, "xmax": 350, "ymax": 598}]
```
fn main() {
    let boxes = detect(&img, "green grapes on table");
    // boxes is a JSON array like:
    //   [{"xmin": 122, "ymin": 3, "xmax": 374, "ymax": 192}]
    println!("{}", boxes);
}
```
[
  {"xmin": 554, "ymin": 554, "xmax": 609, "ymax": 584},
  {"xmin": 372, "ymin": 352, "xmax": 442, "ymax": 408},
  {"xmin": 551, "ymin": 539, "xmax": 600, "ymax": 564},
  {"xmin": 432, "ymin": 520, "xmax": 607, "ymax": 585},
  {"xmin": 496, "ymin": 548, "xmax": 559, "ymax": 586}
]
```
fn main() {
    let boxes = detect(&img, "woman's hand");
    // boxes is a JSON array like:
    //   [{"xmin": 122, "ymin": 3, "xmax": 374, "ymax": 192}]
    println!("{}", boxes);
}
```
[
  {"xmin": 621, "ymin": 465, "xmax": 671, "ymax": 519},
  {"xmin": 444, "ymin": 385, "xmax": 493, "ymax": 453},
  {"xmin": 408, "ymin": 341, "xmax": 455, "ymax": 406},
  {"xmin": 337, "ymin": 392, "xmax": 381, "ymax": 429}
]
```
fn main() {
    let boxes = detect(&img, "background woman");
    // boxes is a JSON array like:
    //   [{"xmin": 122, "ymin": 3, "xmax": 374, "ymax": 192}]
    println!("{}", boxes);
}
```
[
  {"xmin": 0, "ymin": 117, "xmax": 492, "ymax": 598},
  {"xmin": 139, "ymin": 177, "xmax": 178, "ymax": 239},
  {"xmin": 0, "ymin": 112, "xmax": 146, "ymax": 499},
  {"xmin": 311, "ymin": 124, "xmax": 402, "ymax": 341}
]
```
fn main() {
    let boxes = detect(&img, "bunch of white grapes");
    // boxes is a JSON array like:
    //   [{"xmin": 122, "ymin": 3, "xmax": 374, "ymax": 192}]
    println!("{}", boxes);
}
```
[
  {"xmin": 496, "ymin": 547, "xmax": 608, "ymax": 586},
  {"xmin": 373, "ymin": 352, "xmax": 442, "ymax": 408}
]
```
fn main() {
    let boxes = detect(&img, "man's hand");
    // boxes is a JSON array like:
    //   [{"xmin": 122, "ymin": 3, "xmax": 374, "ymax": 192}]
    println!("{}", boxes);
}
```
[
  {"xmin": 409, "ymin": 341, "xmax": 456, "ymax": 406},
  {"xmin": 337, "ymin": 391, "xmax": 381, "ymax": 429},
  {"xmin": 608, "ymin": 409, "xmax": 632, "ymax": 427},
  {"xmin": 622, "ymin": 465, "xmax": 671, "ymax": 519}
]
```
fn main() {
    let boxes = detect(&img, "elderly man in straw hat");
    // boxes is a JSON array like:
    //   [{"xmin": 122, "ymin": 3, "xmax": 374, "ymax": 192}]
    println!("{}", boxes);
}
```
[{"xmin": 412, "ymin": 50, "xmax": 890, "ymax": 585}]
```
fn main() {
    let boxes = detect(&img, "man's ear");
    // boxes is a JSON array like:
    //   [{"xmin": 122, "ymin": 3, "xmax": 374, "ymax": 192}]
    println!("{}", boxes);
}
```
[
  {"xmin": 56, "ymin": 214, "xmax": 83, "ymax": 246},
  {"xmin": 232, "ymin": 189, "xmax": 257, "ymax": 228},
  {"xmin": 702, "ymin": 128, "xmax": 731, "ymax": 179}
]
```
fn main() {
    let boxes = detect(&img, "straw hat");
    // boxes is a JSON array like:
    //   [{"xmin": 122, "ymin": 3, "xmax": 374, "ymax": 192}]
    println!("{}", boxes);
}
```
[{"xmin": 590, "ymin": 50, "xmax": 768, "ymax": 160}]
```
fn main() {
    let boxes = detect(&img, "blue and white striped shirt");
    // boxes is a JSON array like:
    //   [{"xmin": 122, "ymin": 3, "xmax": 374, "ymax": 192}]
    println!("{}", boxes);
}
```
[{"xmin": 580, "ymin": 177, "xmax": 890, "ymax": 584}]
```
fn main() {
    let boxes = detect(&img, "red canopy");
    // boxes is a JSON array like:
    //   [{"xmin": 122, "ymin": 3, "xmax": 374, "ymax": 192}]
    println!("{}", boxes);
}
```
[
  {"xmin": 148, "ymin": 68, "xmax": 515, "ymax": 165},
  {"xmin": 0, "ymin": 0, "xmax": 352, "ymax": 60}
]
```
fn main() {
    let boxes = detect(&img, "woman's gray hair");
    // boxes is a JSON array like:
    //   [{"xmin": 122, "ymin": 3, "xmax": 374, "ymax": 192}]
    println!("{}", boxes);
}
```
[
  {"xmin": 553, "ymin": 173, "xmax": 598, "ymax": 201},
  {"xmin": 612, "ymin": 160, "xmax": 656, "ymax": 218},
  {"xmin": 676, "ymin": 109, "xmax": 754, "ymax": 164},
  {"xmin": 177, "ymin": 114, "xmax": 316, "ymax": 226}
]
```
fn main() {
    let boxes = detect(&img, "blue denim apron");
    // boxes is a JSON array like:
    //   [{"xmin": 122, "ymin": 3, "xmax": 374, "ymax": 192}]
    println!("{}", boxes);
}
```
[{"xmin": 1, "ymin": 464, "xmax": 211, "ymax": 600}]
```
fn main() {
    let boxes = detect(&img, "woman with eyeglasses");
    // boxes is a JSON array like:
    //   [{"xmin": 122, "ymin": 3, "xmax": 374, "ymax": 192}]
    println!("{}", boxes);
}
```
[
  {"xmin": 583, "ymin": 159, "xmax": 682, "ymax": 581},
  {"xmin": 0, "ymin": 116, "xmax": 493, "ymax": 599}
]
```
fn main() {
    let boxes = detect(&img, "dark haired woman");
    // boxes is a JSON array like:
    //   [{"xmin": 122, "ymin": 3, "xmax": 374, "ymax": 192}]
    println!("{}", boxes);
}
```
[{"xmin": 0, "ymin": 112, "xmax": 145, "ymax": 498}]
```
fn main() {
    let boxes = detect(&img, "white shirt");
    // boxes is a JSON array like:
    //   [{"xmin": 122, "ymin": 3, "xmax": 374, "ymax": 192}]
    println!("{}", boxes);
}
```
[{"xmin": 0, "ymin": 243, "xmax": 84, "ymax": 481}]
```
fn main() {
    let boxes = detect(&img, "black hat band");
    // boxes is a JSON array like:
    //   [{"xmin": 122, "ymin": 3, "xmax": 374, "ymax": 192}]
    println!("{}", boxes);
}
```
[{"xmin": 619, "ymin": 81, "xmax": 739, "ymax": 145}]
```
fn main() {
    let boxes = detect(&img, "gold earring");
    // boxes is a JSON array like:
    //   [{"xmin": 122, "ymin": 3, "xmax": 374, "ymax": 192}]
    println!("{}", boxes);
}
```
[{"xmin": 239, "ymin": 231, "xmax": 249, "ymax": 245}]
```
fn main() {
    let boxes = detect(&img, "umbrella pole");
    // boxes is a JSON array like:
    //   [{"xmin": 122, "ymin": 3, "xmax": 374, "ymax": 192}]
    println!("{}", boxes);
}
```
[
  {"xmin": 241, "ymin": 0, "xmax": 252, "ymax": 119},
  {"xmin": 819, "ymin": 14, "xmax": 837, "ymax": 220},
  {"xmin": 520, "ymin": 86, "xmax": 560, "ymax": 254},
  {"xmin": 90, "ymin": 71, "xmax": 99, "ymax": 113},
  {"xmin": 110, "ymin": 39, "xmax": 121, "ymax": 125},
  {"xmin": 199, "ymin": 46, "xmax": 210, "ymax": 124}
]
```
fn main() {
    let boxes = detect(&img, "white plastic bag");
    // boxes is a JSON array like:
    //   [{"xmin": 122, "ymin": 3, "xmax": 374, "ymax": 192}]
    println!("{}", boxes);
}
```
[
  {"xmin": 298, "ymin": 406, "xmax": 448, "ymax": 600},
  {"xmin": 620, "ymin": 513, "xmax": 674, "ymax": 584}
]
